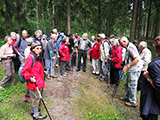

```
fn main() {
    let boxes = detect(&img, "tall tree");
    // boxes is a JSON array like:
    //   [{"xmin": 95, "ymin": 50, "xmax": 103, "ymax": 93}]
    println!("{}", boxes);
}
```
[
  {"xmin": 67, "ymin": 0, "xmax": 71, "ymax": 35},
  {"xmin": 130, "ymin": 0, "xmax": 138, "ymax": 42}
]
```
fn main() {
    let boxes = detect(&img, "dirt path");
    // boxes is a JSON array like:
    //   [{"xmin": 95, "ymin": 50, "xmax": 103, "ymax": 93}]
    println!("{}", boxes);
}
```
[{"xmin": 42, "ymin": 60, "xmax": 141, "ymax": 120}]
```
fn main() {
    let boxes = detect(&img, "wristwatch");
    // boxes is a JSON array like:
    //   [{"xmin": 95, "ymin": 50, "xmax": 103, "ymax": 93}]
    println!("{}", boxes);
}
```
[{"xmin": 127, "ymin": 65, "xmax": 130, "ymax": 68}]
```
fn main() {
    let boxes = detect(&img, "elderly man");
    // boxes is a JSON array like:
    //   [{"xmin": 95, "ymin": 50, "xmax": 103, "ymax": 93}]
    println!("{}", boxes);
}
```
[
  {"xmin": 98, "ymin": 33, "xmax": 110, "ymax": 81},
  {"xmin": 14, "ymin": 30, "xmax": 28, "ymax": 64},
  {"xmin": 44, "ymin": 34, "xmax": 59, "ymax": 79},
  {"xmin": 137, "ymin": 41, "xmax": 152, "ymax": 92},
  {"xmin": 76, "ymin": 33, "xmax": 91, "ymax": 72},
  {"xmin": 119, "ymin": 36, "xmax": 142, "ymax": 107}
]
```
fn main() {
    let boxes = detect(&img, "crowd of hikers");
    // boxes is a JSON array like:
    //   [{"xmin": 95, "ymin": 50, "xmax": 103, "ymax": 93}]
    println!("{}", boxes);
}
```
[{"xmin": 0, "ymin": 28, "xmax": 160, "ymax": 120}]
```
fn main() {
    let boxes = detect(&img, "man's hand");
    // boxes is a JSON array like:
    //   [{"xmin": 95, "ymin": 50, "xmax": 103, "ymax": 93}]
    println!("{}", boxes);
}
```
[
  {"xmin": 52, "ymin": 57, "xmax": 56, "ymax": 60},
  {"xmin": 123, "ymin": 66, "xmax": 129, "ymax": 73},
  {"xmin": 143, "ymin": 71, "xmax": 149, "ymax": 79}
]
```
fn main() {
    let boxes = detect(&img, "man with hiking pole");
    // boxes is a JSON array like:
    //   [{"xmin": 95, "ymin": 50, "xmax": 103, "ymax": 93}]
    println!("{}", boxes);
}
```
[
  {"xmin": 118, "ymin": 36, "xmax": 142, "ymax": 107},
  {"xmin": 44, "ymin": 34, "xmax": 59, "ymax": 79}
]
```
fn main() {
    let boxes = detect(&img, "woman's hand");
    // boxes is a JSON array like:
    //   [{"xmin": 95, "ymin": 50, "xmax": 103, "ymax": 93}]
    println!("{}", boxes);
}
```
[{"xmin": 30, "ymin": 76, "xmax": 36, "ymax": 83}]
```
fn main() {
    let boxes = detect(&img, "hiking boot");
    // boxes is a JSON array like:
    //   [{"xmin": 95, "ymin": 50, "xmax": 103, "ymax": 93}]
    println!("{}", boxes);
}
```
[
  {"xmin": 52, "ymin": 75, "xmax": 58, "ymax": 78},
  {"xmin": 125, "ymin": 102, "xmax": 137, "ymax": 108},
  {"xmin": 33, "ymin": 114, "xmax": 47, "ymax": 119},
  {"xmin": 119, "ymin": 97, "xmax": 129, "ymax": 102},
  {"xmin": 76, "ymin": 69, "xmax": 80, "ymax": 72},
  {"xmin": 0, "ymin": 86, "xmax": 5, "ymax": 90},
  {"xmin": 24, "ymin": 96, "xmax": 30, "ymax": 103},
  {"xmin": 46, "ymin": 76, "xmax": 51, "ymax": 79}
]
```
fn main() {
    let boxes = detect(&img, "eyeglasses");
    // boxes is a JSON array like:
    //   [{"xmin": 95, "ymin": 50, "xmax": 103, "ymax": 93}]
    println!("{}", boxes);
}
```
[{"xmin": 35, "ymin": 47, "xmax": 42, "ymax": 50}]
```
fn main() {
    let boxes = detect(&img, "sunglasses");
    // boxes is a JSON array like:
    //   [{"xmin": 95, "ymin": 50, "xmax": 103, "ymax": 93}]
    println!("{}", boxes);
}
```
[{"xmin": 35, "ymin": 47, "xmax": 42, "ymax": 50}]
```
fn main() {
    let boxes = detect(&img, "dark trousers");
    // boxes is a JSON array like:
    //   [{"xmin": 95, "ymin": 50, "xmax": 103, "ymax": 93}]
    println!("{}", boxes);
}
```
[
  {"xmin": 141, "ymin": 114, "xmax": 158, "ymax": 120},
  {"xmin": 110, "ymin": 68, "xmax": 120, "ymax": 85},
  {"xmin": 77, "ymin": 50, "xmax": 87, "ymax": 71},
  {"xmin": 137, "ymin": 71, "xmax": 144, "ymax": 91}
]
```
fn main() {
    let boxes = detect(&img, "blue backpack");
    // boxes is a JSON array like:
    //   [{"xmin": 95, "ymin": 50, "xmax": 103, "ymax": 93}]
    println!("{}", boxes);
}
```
[{"xmin": 18, "ymin": 54, "xmax": 34, "ymax": 84}]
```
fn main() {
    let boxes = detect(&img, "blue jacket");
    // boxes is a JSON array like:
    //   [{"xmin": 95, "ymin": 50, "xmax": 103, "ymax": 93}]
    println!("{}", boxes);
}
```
[
  {"xmin": 140, "ymin": 56, "xmax": 160, "ymax": 116},
  {"xmin": 14, "ymin": 37, "xmax": 28, "ymax": 57},
  {"xmin": 56, "ymin": 33, "xmax": 66, "ymax": 49}
]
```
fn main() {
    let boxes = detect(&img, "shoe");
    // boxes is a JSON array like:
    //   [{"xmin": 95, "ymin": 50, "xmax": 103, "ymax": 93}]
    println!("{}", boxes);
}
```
[
  {"xmin": 62, "ymin": 74, "xmax": 66, "ymax": 77},
  {"xmin": 125, "ymin": 102, "xmax": 137, "ymax": 108},
  {"xmin": 64, "ymin": 72, "xmax": 67, "ymax": 75},
  {"xmin": 76, "ymin": 69, "xmax": 80, "ymax": 72},
  {"xmin": 52, "ymin": 75, "xmax": 58, "ymax": 78},
  {"xmin": 24, "ymin": 96, "xmax": 30, "ymax": 103},
  {"xmin": 33, "ymin": 114, "xmax": 47, "ymax": 119},
  {"xmin": 83, "ymin": 70, "xmax": 86, "ymax": 72},
  {"xmin": 92, "ymin": 71, "xmax": 96, "ymax": 74},
  {"xmin": 96, "ymin": 72, "xmax": 99, "ymax": 75},
  {"xmin": 56, "ymin": 64, "xmax": 58, "ymax": 67},
  {"xmin": 31, "ymin": 109, "xmax": 41, "ymax": 116},
  {"xmin": 46, "ymin": 76, "xmax": 51, "ymax": 79},
  {"xmin": 99, "ymin": 78, "xmax": 104, "ymax": 81},
  {"xmin": 0, "ymin": 86, "xmax": 5, "ymax": 90},
  {"xmin": 119, "ymin": 97, "xmax": 129, "ymax": 102},
  {"xmin": 111, "ymin": 84, "xmax": 117, "ymax": 87}
]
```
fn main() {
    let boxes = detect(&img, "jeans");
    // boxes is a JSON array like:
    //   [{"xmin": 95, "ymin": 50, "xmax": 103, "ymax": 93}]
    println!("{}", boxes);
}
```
[
  {"xmin": 124, "ymin": 71, "xmax": 141, "ymax": 104},
  {"xmin": 45, "ymin": 59, "xmax": 54, "ymax": 76}
]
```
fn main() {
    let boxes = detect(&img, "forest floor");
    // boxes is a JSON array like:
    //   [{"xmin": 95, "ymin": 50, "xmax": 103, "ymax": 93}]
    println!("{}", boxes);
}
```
[{"xmin": 0, "ymin": 59, "xmax": 142, "ymax": 120}]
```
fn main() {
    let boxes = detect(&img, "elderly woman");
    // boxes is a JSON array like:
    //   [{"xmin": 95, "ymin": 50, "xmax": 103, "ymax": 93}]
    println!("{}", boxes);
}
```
[
  {"xmin": 142, "ymin": 36, "xmax": 160, "ymax": 120},
  {"xmin": 0, "ymin": 36, "xmax": 16, "ymax": 90},
  {"xmin": 109, "ymin": 39, "xmax": 122, "ymax": 87},
  {"xmin": 21, "ymin": 41, "xmax": 47, "ymax": 119},
  {"xmin": 137, "ymin": 41, "xmax": 152, "ymax": 92}
]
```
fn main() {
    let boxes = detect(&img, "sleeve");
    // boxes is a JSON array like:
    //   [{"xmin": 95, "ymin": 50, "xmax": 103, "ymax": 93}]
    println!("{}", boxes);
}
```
[
  {"xmin": 104, "ymin": 42, "xmax": 110, "ymax": 60},
  {"xmin": 129, "ymin": 46, "xmax": 139, "ymax": 59},
  {"xmin": 21, "ymin": 55, "xmax": 33, "ymax": 81},
  {"xmin": 48, "ymin": 41, "xmax": 54, "ymax": 58},
  {"xmin": 13, "ymin": 39, "xmax": 20, "ymax": 54},
  {"xmin": 112, "ymin": 46, "xmax": 122, "ymax": 63},
  {"xmin": 58, "ymin": 45, "xmax": 65, "ymax": 56},
  {"xmin": 149, "ymin": 62, "xmax": 160, "ymax": 88},
  {"xmin": 142, "ymin": 50, "xmax": 152, "ymax": 67},
  {"xmin": 0, "ymin": 46, "xmax": 7, "ymax": 58}
]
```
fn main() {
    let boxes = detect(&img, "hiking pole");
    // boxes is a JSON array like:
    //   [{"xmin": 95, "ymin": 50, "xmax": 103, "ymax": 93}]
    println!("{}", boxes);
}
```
[
  {"xmin": 34, "ymin": 82, "xmax": 52, "ymax": 120},
  {"xmin": 110, "ymin": 84, "xmax": 119, "ymax": 104},
  {"xmin": 49, "ymin": 51, "xmax": 53, "ymax": 82}
]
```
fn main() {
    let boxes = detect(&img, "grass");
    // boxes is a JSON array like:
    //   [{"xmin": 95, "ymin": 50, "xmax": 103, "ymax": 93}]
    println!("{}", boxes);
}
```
[{"xmin": 74, "ymin": 76, "xmax": 126, "ymax": 120}]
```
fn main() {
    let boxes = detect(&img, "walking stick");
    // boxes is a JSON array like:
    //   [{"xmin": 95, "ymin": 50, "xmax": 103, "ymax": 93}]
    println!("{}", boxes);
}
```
[
  {"xmin": 49, "ymin": 51, "xmax": 53, "ymax": 82},
  {"xmin": 34, "ymin": 82, "xmax": 52, "ymax": 120},
  {"xmin": 110, "ymin": 84, "xmax": 119, "ymax": 104}
]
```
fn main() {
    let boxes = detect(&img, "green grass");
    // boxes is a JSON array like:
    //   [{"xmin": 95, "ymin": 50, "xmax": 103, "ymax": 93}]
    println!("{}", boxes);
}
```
[{"xmin": 74, "ymin": 76, "xmax": 125, "ymax": 120}]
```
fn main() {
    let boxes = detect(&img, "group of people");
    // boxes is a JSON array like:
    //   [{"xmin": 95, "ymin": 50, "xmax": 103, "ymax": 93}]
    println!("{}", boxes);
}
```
[{"xmin": 0, "ymin": 28, "xmax": 160, "ymax": 120}]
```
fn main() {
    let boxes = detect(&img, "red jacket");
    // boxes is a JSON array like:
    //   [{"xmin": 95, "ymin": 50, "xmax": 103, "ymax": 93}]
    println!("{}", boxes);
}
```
[
  {"xmin": 111, "ymin": 45, "xmax": 122, "ymax": 68},
  {"xmin": 21, "ymin": 51, "xmax": 45, "ymax": 90},
  {"xmin": 92, "ymin": 43, "xmax": 100, "ymax": 59},
  {"xmin": 58, "ymin": 43, "xmax": 70, "ymax": 61}
]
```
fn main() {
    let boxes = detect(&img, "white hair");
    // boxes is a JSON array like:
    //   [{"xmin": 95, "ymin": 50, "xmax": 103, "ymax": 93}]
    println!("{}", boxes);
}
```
[
  {"xmin": 10, "ymin": 32, "xmax": 16, "ymax": 36},
  {"xmin": 114, "ymin": 39, "xmax": 119, "ymax": 45},
  {"xmin": 139, "ymin": 41, "xmax": 147, "ymax": 48},
  {"xmin": 119, "ymin": 36, "xmax": 128, "ymax": 42}
]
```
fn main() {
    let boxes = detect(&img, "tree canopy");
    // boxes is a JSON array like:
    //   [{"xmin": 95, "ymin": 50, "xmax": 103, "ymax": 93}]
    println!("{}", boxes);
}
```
[{"xmin": 0, "ymin": 0, "xmax": 160, "ymax": 41}]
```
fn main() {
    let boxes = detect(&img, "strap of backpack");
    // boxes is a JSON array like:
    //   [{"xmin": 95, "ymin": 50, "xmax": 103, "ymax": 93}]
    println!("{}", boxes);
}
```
[{"xmin": 29, "ymin": 54, "xmax": 35, "ymax": 67}]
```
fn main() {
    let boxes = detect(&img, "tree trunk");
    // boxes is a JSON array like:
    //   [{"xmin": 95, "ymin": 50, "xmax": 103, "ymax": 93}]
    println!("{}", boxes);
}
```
[
  {"xmin": 146, "ymin": 0, "xmax": 152, "ymax": 39},
  {"xmin": 52, "ymin": 4, "xmax": 55, "ymax": 28},
  {"xmin": 130, "ymin": 0, "xmax": 138, "ymax": 42},
  {"xmin": 141, "ymin": 13, "xmax": 144, "ymax": 37},
  {"xmin": 36, "ymin": 2, "xmax": 40, "ymax": 29},
  {"xmin": 67, "ymin": 0, "xmax": 71, "ymax": 35},
  {"xmin": 154, "ymin": 6, "xmax": 160, "ymax": 38},
  {"xmin": 98, "ymin": 0, "xmax": 101, "ymax": 33},
  {"xmin": 42, "ymin": 6, "xmax": 44, "ymax": 20}
]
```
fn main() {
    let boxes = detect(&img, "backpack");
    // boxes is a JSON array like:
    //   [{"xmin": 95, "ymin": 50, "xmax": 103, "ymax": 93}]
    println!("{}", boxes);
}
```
[
  {"xmin": 18, "ymin": 54, "xmax": 34, "ymax": 84},
  {"xmin": 102, "ymin": 40, "xmax": 112, "ymax": 55}
]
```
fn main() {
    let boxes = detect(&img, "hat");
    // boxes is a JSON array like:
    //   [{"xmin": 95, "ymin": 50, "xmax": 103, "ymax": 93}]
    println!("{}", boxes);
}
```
[
  {"xmin": 110, "ymin": 34, "xmax": 114, "ymax": 38},
  {"xmin": 98, "ymin": 33, "xmax": 105, "ymax": 39},
  {"xmin": 133, "ymin": 40, "xmax": 138, "ymax": 44},
  {"xmin": 139, "ymin": 41, "xmax": 147, "ymax": 48},
  {"xmin": 31, "ymin": 41, "xmax": 41, "ymax": 49},
  {"xmin": 26, "ymin": 37, "xmax": 34, "ymax": 46}
]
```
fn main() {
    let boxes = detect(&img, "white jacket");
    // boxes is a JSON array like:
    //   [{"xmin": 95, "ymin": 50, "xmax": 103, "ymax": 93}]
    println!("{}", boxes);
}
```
[
  {"xmin": 100, "ymin": 40, "xmax": 110, "ymax": 61},
  {"xmin": 139, "ymin": 47, "xmax": 152, "ymax": 71}
]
